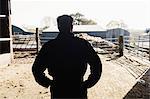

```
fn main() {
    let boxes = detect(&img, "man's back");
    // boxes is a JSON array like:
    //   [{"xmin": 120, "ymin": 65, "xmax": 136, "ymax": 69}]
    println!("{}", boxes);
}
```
[
  {"xmin": 34, "ymin": 33, "xmax": 101, "ymax": 98},
  {"xmin": 32, "ymin": 15, "xmax": 102, "ymax": 99},
  {"xmin": 45, "ymin": 34, "xmax": 89, "ymax": 83}
]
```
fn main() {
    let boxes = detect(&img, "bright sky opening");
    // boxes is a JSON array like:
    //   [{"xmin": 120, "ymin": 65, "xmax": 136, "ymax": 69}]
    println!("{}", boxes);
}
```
[{"xmin": 11, "ymin": 0, "xmax": 150, "ymax": 29}]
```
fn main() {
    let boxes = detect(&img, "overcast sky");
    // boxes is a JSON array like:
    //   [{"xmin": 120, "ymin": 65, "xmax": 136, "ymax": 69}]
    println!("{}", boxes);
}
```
[{"xmin": 11, "ymin": 0, "xmax": 150, "ymax": 29}]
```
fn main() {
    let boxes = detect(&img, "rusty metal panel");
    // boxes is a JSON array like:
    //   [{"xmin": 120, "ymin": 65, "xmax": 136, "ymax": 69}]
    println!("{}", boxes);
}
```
[
  {"xmin": 0, "ymin": 0, "xmax": 13, "ymax": 65},
  {"xmin": 0, "ymin": 0, "xmax": 10, "ymax": 15},
  {"xmin": 0, "ymin": 17, "xmax": 10, "ymax": 38},
  {"xmin": 0, "ymin": 41, "xmax": 10, "ymax": 54}
]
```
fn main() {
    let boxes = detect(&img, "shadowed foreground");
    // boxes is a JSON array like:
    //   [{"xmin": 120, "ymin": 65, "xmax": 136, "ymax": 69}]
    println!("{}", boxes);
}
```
[{"xmin": 0, "ymin": 54, "xmax": 149, "ymax": 99}]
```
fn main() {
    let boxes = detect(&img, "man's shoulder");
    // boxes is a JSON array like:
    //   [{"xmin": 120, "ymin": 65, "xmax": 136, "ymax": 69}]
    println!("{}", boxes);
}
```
[
  {"xmin": 74, "ymin": 36, "xmax": 89, "ymax": 43},
  {"xmin": 75, "ymin": 37, "xmax": 92, "ymax": 48},
  {"xmin": 42, "ymin": 39, "xmax": 56, "ymax": 48}
]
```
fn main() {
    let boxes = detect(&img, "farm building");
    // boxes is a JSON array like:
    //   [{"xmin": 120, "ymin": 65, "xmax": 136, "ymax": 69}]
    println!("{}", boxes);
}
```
[
  {"xmin": 11, "ymin": 25, "xmax": 130, "ymax": 46},
  {"xmin": 106, "ymin": 28, "xmax": 130, "ymax": 44},
  {"xmin": 0, "ymin": 0, "xmax": 13, "ymax": 66},
  {"xmin": 12, "ymin": 25, "xmax": 34, "ymax": 35},
  {"xmin": 40, "ymin": 25, "xmax": 106, "ymax": 44},
  {"xmin": 41, "ymin": 25, "xmax": 130, "ymax": 44}
]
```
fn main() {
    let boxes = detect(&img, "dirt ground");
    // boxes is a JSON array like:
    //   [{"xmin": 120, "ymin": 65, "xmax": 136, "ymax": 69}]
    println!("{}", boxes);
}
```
[{"xmin": 0, "ymin": 51, "xmax": 149, "ymax": 99}]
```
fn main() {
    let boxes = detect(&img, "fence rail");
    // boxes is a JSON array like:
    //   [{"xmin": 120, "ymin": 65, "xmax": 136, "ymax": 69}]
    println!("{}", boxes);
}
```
[
  {"xmin": 106, "ymin": 34, "xmax": 150, "ymax": 61},
  {"xmin": 13, "ymin": 34, "xmax": 38, "ymax": 51},
  {"xmin": 0, "ymin": 38, "xmax": 12, "ymax": 41},
  {"xmin": 12, "ymin": 32, "xmax": 150, "ymax": 61}
]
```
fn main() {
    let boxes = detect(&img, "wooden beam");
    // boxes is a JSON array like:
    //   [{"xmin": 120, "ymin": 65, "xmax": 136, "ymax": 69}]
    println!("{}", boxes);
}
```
[{"xmin": 0, "ymin": 38, "xmax": 12, "ymax": 41}]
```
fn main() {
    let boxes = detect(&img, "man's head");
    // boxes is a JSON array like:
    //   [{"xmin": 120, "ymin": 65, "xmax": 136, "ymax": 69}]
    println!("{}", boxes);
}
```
[{"xmin": 57, "ymin": 15, "xmax": 73, "ymax": 33}]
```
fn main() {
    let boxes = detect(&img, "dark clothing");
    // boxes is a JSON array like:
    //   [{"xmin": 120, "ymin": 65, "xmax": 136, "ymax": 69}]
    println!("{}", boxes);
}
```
[{"xmin": 32, "ymin": 33, "xmax": 102, "ymax": 99}]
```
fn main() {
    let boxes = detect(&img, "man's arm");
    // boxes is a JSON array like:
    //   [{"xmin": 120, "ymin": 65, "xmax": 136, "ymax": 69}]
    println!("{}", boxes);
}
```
[
  {"xmin": 83, "ymin": 42, "xmax": 102, "ymax": 88},
  {"xmin": 32, "ymin": 45, "xmax": 53, "ymax": 88}
]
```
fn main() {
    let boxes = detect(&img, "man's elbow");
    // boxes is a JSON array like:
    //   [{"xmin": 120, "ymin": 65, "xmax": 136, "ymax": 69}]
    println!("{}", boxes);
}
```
[
  {"xmin": 95, "ymin": 63, "xmax": 102, "ymax": 82},
  {"xmin": 32, "ymin": 65, "xmax": 37, "ymax": 77},
  {"xmin": 95, "ymin": 71, "xmax": 101, "ymax": 82},
  {"xmin": 32, "ymin": 64, "xmax": 41, "ymax": 82}
]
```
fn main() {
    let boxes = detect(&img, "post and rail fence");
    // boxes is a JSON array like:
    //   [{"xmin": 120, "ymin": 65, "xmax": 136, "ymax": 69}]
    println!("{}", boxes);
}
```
[{"xmin": 12, "ymin": 31, "xmax": 150, "ymax": 61}]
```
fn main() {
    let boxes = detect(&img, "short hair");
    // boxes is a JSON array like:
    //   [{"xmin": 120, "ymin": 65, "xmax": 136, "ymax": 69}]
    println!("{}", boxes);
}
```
[{"xmin": 57, "ymin": 15, "xmax": 73, "ymax": 32}]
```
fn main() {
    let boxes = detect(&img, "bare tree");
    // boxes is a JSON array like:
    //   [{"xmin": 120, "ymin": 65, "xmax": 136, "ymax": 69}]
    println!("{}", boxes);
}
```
[{"xmin": 70, "ymin": 12, "xmax": 97, "ymax": 25}]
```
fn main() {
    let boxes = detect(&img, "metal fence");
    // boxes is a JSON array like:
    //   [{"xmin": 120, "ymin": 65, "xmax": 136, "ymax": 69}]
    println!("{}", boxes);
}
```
[
  {"xmin": 125, "ymin": 34, "xmax": 150, "ymax": 61},
  {"xmin": 13, "ymin": 34, "xmax": 38, "ymax": 51},
  {"xmin": 12, "ymin": 31, "xmax": 150, "ymax": 61},
  {"xmin": 106, "ymin": 34, "xmax": 150, "ymax": 61},
  {"xmin": 106, "ymin": 36, "xmax": 129, "ymax": 45}
]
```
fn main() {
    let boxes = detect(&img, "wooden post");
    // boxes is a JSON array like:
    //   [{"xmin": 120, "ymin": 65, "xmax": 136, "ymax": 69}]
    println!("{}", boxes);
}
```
[
  {"xmin": 118, "ymin": 36, "xmax": 123, "ymax": 56},
  {"xmin": 137, "ymin": 36, "xmax": 141, "ymax": 57},
  {"xmin": 36, "ymin": 28, "xmax": 39, "ymax": 54},
  {"xmin": 8, "ymin": 15, "xmax": 13, "ymax": 62}
]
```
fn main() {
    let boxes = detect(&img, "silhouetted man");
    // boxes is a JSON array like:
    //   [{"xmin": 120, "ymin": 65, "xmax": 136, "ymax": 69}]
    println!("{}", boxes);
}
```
[{"xmin": 32, "ymin": 15, "xmax": 102, "ymax": 99}]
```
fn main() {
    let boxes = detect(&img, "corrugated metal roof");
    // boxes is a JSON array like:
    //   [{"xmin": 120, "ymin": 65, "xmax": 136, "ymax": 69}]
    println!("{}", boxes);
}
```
[{"xmin": 43, "ymin": 25, "xmax": 106, "ymax": 32}]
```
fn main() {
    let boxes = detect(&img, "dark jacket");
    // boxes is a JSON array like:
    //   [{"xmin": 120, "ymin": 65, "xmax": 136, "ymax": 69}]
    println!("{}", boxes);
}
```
[{"xmin": 32, "ymin": 33, "xmax": 102, "ymax": 98}]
